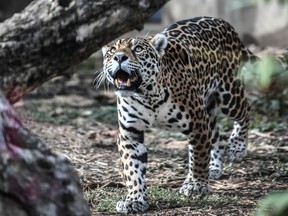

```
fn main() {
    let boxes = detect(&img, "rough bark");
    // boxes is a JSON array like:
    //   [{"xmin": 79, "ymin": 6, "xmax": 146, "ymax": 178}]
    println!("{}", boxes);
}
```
[
  {"xmin": 0, "ymin": 0, "xmax": 169, "ymax": 104},
  {"xmin": 0, "ymin": 91, "xmax": 91, "ymax": 216}
]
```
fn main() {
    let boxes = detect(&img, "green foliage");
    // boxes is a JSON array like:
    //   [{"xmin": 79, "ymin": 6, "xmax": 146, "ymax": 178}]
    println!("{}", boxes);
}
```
[
  {"xmin": 240, "ymin": 53, "xmax": 288, "ymax": 131},
  {"xmin": 241, "ymin": 55, "xmax": 287, "ymax": 97},
  {"xmin": 254, "ymin": 56, "xmax": 284, "ymax": 92},
  {"xmin": 254, "ymin": 191, "xmax": 288, "ymax": 216}
]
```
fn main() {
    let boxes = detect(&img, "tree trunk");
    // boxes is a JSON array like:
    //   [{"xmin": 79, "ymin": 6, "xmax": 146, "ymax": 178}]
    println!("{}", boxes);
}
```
[
  {"xmin": 0, "ymin": 91, "xmax": 91, "ymax": 216},
  {"xmin": 0, "ymin": 0, "xmax": 169, "ymax": 104}
]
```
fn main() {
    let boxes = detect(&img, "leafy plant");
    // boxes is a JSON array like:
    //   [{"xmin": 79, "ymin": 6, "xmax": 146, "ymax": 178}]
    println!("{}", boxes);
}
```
[{"xmin": 254, "ymin": 191, "xmax": 288, "ymax": 216}]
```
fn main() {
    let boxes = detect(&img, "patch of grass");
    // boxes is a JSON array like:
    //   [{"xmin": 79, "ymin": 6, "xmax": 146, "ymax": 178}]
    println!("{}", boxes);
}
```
[
  {"xmin": 150, "ymin": 187, "xmax": 238, "ymax": 210},
  {"xmin": 24, "ymin": 107, "xmax": 52, "ymax": 123},
  {"xmin": 86, "ymin": 186, "xmax": 238, "ymax": 214},
  {"xmin": 23, "ymin": 103, "xmax": 83, "ymax": 124},
  {"xmin": 20, "ymin": 101, "xmax": 118, "ymax": 125},
  {"xmin": 149, "ymin": 187, "xmax": 187, "ymax": 209},
  {"xmin": 90, "ymin": 106, "xmax": 118, "ymax": 125},
  {"xmin": 84, "ymin": 187, "xmax": 123, "ymax": 214}
]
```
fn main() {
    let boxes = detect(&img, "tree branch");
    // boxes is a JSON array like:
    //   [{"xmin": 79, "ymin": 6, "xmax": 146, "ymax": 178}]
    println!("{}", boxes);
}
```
[{"xmin": 0, "ymin": 0, "xmax": 169, "ymax": 104}]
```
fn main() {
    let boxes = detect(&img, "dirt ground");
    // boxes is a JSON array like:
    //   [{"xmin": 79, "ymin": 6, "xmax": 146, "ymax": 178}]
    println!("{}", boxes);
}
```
[{"xmin": 14, "ymin": 62, "xmax": 288, "ymax": 215}]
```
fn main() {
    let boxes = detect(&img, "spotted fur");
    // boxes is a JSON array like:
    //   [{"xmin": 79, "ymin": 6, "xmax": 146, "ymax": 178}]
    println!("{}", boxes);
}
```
[{"xmin": 100, "ymin": 16, "xmax": 257, "ymax": 214}]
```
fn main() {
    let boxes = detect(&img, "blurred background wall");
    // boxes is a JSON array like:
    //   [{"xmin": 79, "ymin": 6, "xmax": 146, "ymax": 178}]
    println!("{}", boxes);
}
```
[
  {"xmin": 163, "ymin": 0, "xmax": 288, "ymax": 37},
  {"xmin": 162, "ymin": 0, "xmax": 288, "ymax": 47}
]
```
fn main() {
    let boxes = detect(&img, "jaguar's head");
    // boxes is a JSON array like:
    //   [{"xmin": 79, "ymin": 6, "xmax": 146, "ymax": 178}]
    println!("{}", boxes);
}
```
[{"xmin": 101, "ymin": 34, "xmax": 167, "ymax": 97}]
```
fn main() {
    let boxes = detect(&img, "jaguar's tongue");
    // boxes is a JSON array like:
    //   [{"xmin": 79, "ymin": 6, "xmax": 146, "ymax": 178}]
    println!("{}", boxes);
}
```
[{"xmin": 114, "ymin": 69, "xmax": 139, "ymax": 89}]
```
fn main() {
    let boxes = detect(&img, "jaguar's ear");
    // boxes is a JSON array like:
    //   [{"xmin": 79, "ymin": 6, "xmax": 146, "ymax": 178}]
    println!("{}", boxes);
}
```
[
  {"xmin": 102, "ymin": 45, "xmax": 109, "ymax": 57},
  {"xmin": 150, "ymin": 34, "xmax": 168, "ymax": 56}
]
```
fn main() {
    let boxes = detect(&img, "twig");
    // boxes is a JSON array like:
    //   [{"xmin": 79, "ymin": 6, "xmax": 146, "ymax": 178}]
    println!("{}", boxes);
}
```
[
  {"xmin": 276, "ymin": 146, "xmax": 288, "ymax": 151},
  {"xmin": 250, "ymin": 130, "xmax": 288, "ymax": 140},
  {"xmin": 250, "ymin": 130, "xmax": 274, "ymax": 138},
  {"xmin": 84, "ymin": 156, "xmax": 109, "ymax": 165}
]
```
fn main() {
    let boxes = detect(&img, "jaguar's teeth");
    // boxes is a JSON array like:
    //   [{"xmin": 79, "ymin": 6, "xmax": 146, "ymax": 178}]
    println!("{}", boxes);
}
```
[
  {"xmin": 115, "ymin": 79, "xmax": 120, "ymax": 88},
  {"xmin": 127, "ymin": 78, "xmax": 131, "ymax": 87}
]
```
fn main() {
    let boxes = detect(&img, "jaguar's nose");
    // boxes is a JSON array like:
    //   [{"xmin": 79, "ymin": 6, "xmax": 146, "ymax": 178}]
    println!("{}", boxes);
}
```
[{"xmin": 113, "ymin": 53, "xmax": 128, "ymax": 63}]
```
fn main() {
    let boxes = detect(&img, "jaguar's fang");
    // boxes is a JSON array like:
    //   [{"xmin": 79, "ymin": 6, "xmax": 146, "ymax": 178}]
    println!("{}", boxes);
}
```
[{"xmin": 126, "ymin": 78, "xmax": 131, "ymax": 87}]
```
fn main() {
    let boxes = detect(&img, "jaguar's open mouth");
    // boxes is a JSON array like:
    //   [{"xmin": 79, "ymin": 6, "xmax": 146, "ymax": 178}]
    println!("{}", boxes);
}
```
[{"xmin": 113, "ymin": 69, "xmax": 142, "ymax": 92}]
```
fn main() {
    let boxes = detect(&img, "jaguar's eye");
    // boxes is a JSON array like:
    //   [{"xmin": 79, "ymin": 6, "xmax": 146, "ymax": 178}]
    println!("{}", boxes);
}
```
[
  {"xmin": 110, "ymin": 46, "xmax": 116, "ymax": 53},
  {"xmin": 134, "ymin": 45, "xmax": 143, "ymax": 53}
]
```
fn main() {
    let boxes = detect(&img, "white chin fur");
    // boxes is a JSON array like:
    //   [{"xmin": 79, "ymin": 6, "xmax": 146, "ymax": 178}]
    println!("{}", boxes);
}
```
[{"xmin": 115, "ymin": 90, "xmax": 135, "ymax": 97}]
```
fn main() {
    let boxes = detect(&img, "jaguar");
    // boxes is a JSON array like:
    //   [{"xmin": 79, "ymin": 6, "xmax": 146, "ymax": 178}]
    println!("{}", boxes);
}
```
[{"xmin": 99, "ymin": 16, "xmax": 267, "ymax": 213}]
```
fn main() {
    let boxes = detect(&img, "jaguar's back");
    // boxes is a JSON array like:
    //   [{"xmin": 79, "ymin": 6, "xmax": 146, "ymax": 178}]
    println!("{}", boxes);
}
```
[{"xmin": 160, "ymin": 17, "xmax": 257, "ymax": 94}]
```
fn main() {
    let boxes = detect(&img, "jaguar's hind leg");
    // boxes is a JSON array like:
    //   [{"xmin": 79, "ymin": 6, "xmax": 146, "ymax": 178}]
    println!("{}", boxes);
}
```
[
  {"xmin": 227, "ymin": 112, "xmax": 250, "ymax": 162},
  {"xmin": 219, "ymin": 82, "xmax": 251, "ymax": 162}
]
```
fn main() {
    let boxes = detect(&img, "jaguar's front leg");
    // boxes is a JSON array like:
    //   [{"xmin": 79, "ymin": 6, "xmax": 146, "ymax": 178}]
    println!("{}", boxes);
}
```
[
  {"xmin": 116, "ymin": 123, "xmax": 149, "ymax": 214},
  {"xmin": 179, "ymin": 112, "xmax": 211, "ymax": 196}
]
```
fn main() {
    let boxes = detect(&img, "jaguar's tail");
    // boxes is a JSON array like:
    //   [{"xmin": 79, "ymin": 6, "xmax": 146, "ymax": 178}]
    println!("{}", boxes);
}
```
[{"xmin": 241, "ymin": 47, "xmax": 259, "ymax": 65}]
